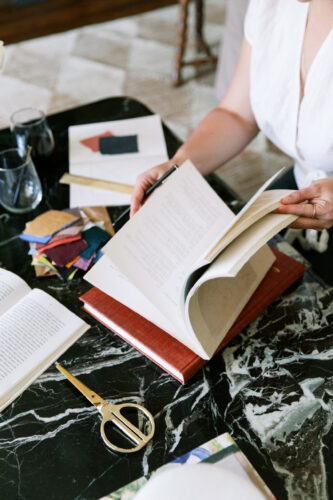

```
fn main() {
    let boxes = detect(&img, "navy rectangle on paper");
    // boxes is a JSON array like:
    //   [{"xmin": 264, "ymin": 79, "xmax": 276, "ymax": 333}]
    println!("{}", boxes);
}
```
[{"xmin": 99, "ymin": 135, "xmax": 138, "ymax": 155}]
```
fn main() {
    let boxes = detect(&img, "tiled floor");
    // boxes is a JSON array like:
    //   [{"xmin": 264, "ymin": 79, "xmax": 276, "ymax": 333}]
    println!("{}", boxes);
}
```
[{"xmin": 0, "ymin": 0, "xmax": 289, "ymax": 200}]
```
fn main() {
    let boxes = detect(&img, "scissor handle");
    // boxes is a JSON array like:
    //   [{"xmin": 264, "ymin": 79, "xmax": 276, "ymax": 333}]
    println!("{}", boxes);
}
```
[{"xmin": 100, "ymin": 402, "xmax": 155, "ymax": 453}]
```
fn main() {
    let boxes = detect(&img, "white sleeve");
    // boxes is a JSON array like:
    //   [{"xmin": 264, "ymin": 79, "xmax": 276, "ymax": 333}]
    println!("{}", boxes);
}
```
[{"xmin": 244, "ymin": 0, "xmax": 260, "ymax": 45}]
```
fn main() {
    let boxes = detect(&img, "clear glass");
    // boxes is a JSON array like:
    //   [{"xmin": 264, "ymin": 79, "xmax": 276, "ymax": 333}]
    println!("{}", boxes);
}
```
[
  {"xmin": 0, "ymin": 148, "xmax": 42, "ymax": 213},
  {"xmin": 10, "ymin": 107, "xmax": 55, "ymax": 160}
]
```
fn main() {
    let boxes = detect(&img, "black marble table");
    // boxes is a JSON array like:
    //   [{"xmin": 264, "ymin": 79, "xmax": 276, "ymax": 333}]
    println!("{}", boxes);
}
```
[{"xmin": 0, "ymin": 97, "xmax": 332, "ymax": 500}]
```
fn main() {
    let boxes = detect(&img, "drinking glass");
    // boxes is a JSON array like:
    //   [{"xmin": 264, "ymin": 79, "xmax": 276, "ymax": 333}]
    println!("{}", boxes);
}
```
[
  {"xmin": 10, "ymin": 107, "xmax": 55, "ymax": 162},
  {"xmin": 0, "ymin": 148, "xmax": 42, "ymax": 213}
]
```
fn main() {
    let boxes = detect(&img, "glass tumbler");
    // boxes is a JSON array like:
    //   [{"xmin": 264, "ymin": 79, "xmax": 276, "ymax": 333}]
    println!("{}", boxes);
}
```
[
  {"xmin": 10, "ymin": 107, "xmax": 55, "ymax": 161},
  {"xmin": 0, "ymin": 148, "xmax": 42, "ymax": 213}
]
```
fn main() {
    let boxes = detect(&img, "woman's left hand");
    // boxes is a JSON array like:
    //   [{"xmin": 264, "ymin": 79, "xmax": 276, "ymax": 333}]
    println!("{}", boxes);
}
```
[{"xmin": 274, "ymin": 178, "xmax": 333, "ymax": 230}]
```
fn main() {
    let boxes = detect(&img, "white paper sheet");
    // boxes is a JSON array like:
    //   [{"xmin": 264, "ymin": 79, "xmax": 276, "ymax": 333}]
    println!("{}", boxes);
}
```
[{"xmin": 68, "ymin": 115, "xmax": 169, "ymax": 207}]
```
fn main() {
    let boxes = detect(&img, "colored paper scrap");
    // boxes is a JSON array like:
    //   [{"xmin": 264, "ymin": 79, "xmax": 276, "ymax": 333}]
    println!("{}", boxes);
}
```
[
  {"xmin": 33, "ymin": 264, "xmax": 59, "ymax": 278},
  {"xmin": 57, "ymin": 265, "xmax": 78, "ymax": 281},
  {"xmin": 99, "ymin": 135, "xmax": 138, "ymax": 155},
  {"xmin": 65, "ymin": 256, "xmax": 80, "ymax": 268},
  {"xmin": 44, "ymin": 239, "xmax": 89, "ymax": 267},
  {"xmin": 92, "ymin": 249, "xmax": 104, "ymax": 264},
  {"xmin": 81, "ymin": 206, "xmax": 115, "ymax": 236},
  {"xmin": 73, "ymin": 253, "xmax": 96, "ymax": 271},
  {"xmin": 63, "ymin": 207, "xmax": 82, "ymax": 218},
  {"xmin": 28, "ymin": 243, "xmax": 38, "ymax": 256},
  {"xmin": 21, "ymin": 210, "xmax": 79, "ymax": 240},
  {"xmin": 68, "ymin": 268, "xmax": 78, "ymax": 280},
  {"xmin": 79, "ymin": 226, "xmax": 111, "ymax": 260},
  {"xmin": 35, "ymin": 255, "xmax": 59, "ymax": 273},
  {"xmin": 37, "ymin": 235, "xmax": 82, "ymax": 254},
  {"xmin": 80, "ymin": 131, "xmax": 113, "ymax": 152},
  {"xmin": 46, "ymin": 221, "xmax": 84, "ymax": 243}
]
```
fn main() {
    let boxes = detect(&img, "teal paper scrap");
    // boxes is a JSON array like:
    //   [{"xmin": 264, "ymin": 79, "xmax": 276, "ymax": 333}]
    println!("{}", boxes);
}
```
[{"xmin": 80, "ymin": 226, "xmax": 111, "ymax": 260}]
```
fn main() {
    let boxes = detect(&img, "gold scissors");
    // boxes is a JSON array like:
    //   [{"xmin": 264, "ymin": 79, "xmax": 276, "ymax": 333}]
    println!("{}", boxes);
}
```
[{"xmin": 56, "ymin": 363, "xmax": 155, "ymax": 453}]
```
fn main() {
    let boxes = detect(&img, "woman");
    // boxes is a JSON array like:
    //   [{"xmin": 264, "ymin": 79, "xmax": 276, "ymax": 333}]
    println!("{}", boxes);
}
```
[{"xmin": 130, "ymin": 0, "xmax": 333, "ymax": 283}]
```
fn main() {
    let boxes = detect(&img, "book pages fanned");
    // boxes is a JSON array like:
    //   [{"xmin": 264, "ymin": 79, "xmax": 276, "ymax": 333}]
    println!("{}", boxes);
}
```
[{"xmin": 85, "ymin": 159, "xmax": 299, "ymax": 361}]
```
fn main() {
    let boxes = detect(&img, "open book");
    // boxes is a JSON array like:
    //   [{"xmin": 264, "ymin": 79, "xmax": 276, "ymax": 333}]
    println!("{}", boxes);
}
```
[
  {"xmin": 84, "ymin": 160, "xmax": 297, "ymax": 362},
  {"xmin": 0, "ymin": 269, "xmax": 89, "ymax": 412}
]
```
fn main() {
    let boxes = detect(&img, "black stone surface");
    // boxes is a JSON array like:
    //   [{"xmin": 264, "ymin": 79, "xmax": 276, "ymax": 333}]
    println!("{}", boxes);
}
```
[{"xmin": 0, "ymin": 97, "xmax": 332, "ymax": 500}]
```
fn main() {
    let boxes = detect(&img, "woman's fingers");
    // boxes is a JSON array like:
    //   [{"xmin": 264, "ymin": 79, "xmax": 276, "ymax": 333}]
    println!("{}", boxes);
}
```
[
  {"xmin": 130, "ymin": 173, "xmax": 157, "ymax": 217},
  {"xmin": 130, "ymin": 162, "xmax": 173, "ymax": 217},
  {"xmin": 275, "ymin": 202, "xmax": 317, "ymax": 218},
  {"xmin": 130, "ymin": 182, "xmax": 147, "ymax": 217},
  {"xmin": 280, "ymin": 185, "xmax": 319, "ymax": 205},
  {"xmin": 274, "ymin": 179, "xmax": 333, "ymax": 230}
]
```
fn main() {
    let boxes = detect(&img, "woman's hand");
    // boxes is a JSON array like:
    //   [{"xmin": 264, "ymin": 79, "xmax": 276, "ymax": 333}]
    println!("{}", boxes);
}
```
[
  {"xmin": 275, "ymin": 178, "xmax": 333, "ymax": 230},
  {"xmin": 130, "ymin": 160, "xmax": 175, "ymax": 217}
]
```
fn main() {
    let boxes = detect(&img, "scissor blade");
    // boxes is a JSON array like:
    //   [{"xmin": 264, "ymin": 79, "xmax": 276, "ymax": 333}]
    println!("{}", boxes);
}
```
[{"xmin": 56, "ymin": 363, "xmax": 105, "ymax": 407}]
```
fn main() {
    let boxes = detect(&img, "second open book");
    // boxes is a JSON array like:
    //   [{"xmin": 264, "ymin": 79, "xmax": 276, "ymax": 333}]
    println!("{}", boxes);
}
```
[{"xmin": 85, "ymin": 160, "xmax": 297, "ymax": 361}]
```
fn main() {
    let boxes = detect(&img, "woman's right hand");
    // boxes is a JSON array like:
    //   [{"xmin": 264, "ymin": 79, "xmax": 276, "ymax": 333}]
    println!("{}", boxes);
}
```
[{"xmin": 130, "ymin": 159, "xmax": 175, "ymax": 217}]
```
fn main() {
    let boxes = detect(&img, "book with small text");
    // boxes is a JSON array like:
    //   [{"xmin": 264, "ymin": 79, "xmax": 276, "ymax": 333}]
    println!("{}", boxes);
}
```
[
  {"xmin": 0, "ymin": 268, "xmax": 89, "ymax": 412},
  {"xmin": 83, "ymin": 160, "xmax": 304, "ymax": 381},
  {"xmin": 81, "ymin": 248, "xmax": 304, "ymax": 383}
]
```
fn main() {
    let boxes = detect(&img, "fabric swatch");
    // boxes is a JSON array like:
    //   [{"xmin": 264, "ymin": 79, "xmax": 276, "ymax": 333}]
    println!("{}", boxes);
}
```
[
  {"xmin": 99, "ymin": 135, "xmax": 138, "ymax": 155},
  {"xmin": 80, "ymin": 131, "xmax": 113, "ymax": 152},
  {"xmin": 37, "ymin": 235, "xmax": 82, "ymax": 254},
  {"xmin": 81, "ymin": 206, "xmax": 114, "ymax": 236},
  {"xmin": 74, "ymin": 253, "xmax": 96, "ymax": 271},
  {"xmin": 80, "ymin": 226, "xmax": 111, "ymax": 260},
  {"xmin": 44, "ymin": 239, "xmax": 89, "ymax": 267},
  {"xmin": 21, "ymin": 210, "xmax": 79, "ymax": 240}
]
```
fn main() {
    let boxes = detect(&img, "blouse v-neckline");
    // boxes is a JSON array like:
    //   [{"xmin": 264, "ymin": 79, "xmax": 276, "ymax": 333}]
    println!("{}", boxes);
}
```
[
  {"xmin": 295, "ymin": 3, "xmax": 333, "ymax": 151},
  {"xmin": 297, "ymin": 3, "xmax": 333, "ymax": 108}
]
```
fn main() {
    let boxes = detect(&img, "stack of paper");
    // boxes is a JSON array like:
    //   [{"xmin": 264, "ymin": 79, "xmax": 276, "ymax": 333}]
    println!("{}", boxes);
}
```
[
  {"xmin": 20, "ymin": 207, "xmax": 113, "ymax": 280},
  {"xmin": 68, "ymin": 115, "xmax": 169, "ymax": 208}
]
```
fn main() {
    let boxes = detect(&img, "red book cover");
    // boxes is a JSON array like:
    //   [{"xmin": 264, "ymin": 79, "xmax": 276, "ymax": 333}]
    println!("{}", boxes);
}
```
[{"xmin": 80, "ymin": 248, "xmax": 304, "ymax": 384}]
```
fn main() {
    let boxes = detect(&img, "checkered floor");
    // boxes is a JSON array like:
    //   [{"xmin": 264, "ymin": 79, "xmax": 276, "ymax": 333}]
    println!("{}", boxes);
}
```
[{"xmin": 0, "ymin": 0, "xmax": 289, "ymax": 200}]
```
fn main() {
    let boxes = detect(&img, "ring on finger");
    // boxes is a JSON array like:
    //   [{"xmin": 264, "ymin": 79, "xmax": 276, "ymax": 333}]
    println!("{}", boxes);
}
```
[{"xmin": 312, "ymin": 203, "xmax": 317, "ymax": 219}]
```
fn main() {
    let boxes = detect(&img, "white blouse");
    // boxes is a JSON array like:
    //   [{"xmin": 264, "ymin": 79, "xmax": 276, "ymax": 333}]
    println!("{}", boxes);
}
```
[{"xmin": 244, "ymin": 0, "xmax": 333, "ymax": 188}]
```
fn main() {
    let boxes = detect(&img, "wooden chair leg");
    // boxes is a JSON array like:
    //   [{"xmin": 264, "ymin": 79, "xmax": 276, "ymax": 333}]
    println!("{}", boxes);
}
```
[
  {"xmin": 172, "ymin": 0, "xmax": 217, "ymax": 86},
  {"xmin": 195, "ymin": 0, "xmax": 204, "ymax": 52},
  {"xmin": 173, "ymin": 0, "xmax": 190, "ymax": 87},
  {"xmin": 195, "ymin": 0, "xmax": 216, "ymax": 62}
]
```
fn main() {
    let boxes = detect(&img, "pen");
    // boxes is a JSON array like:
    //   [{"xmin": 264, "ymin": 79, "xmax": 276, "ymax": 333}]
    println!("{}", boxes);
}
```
[{"xmin": 113, "ymin": 164, "xmax": 179, "ymax": 229}]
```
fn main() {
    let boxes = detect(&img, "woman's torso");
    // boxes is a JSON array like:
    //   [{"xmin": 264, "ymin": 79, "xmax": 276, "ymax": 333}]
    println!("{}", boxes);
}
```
[{"xmin": 245, "ymin": 0, "xmax": 333, "ymax": 188}]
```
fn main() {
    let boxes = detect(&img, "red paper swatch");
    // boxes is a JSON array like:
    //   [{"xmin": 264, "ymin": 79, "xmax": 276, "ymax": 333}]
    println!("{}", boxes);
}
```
[{"xmin": 80, "ymin": 131, "xmax": 113, "ymax": 152}]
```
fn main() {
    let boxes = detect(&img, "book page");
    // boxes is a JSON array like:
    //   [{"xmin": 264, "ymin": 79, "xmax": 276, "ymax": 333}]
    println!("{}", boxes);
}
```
[
  {"xmin": 0, "ymin": 288, "xmax": 89, "ymax": 412},
  {"xmin": 85, "ymin": 255, "xmax": 190, "ymax": 345},
  {"xmin": 205, "ymin": 189, "xmax": 294, "ymax": 261},
  {"xmin": 185, "ymin": 245, "xmax": 275, "ymax": 358},
  {"xmin": 99, "ymin": 161, "xmax": 236, "ymax": 347},
  {"xmin": 0, "ymin": 268, "xmax": 31, "ymax": 317},
  {"xmin": 210, "ymin": 212, "xmax": 296, "ymax": 278}
]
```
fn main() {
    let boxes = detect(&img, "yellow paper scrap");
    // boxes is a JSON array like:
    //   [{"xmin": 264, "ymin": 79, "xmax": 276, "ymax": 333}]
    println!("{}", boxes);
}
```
[
  {"xmin": 36, "ymin": 255, "xmax": 58, "ymax": 272},
  {"xmin": 68, "ymin": 268, "xmax": 78, "ymax": 280}
]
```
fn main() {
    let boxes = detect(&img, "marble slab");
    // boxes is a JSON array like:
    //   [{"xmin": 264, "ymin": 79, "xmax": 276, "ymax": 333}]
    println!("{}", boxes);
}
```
[{"xmin": 0, "ymin": 98, "xmax": 332, "ymax": 500}]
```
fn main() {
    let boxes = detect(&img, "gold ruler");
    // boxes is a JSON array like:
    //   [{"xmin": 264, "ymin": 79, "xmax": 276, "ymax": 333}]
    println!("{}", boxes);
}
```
[{"xmin": 59, "ymin": 173, "xmax": 134, "ymax": 195}]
